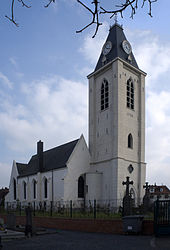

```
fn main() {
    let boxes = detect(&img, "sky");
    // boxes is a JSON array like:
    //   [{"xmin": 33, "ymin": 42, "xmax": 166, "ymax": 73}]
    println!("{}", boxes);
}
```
[{"xmin": 0, "ymin": 0, "xmax": 170, "ymax": 189}]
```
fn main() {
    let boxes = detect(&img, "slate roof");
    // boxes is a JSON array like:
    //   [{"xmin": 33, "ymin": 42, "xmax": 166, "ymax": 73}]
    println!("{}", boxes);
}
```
[
  {"xmin": 16, "ymin": 139, "xmax": 79, "ymax": 177},
  {"xmin": 95, "ymin": 23, "xmax": 139, "ymax": 72}
]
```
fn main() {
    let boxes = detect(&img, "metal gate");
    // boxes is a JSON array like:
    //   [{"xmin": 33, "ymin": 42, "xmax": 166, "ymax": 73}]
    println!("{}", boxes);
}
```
[{"xmin": 154, "ymin": 200, "xmax": 170, "ymax": 236}]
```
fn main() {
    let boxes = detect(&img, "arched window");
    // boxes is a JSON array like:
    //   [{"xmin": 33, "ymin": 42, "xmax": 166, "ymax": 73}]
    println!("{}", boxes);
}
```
[
  {"xmin": 23, "ymin": 181, "xmax": 27, "ymax": 200},
  {"xmin": 127, "ymin": 79, "xmax": 134, "ymax": 110},
  {"xmin": 33, "ymin": 180, "xmax": 36, "ymax": 199},
  {"xmin": 13, "ymin": 178, "xmax": 16, "ymax": 200},
  {"xmin": 44, "ymin": 178, "xmax": 48, "ymax": 199},
  {"xmin": 101, "ymin": 79, "xmax": 109, "ymax": 111},
  {"xmin": 128, "ymin": 133, "xmax": 133, "ymax": 149},
  {"xmin": 78, "ymin": 176, "xmax": 84, "ymax": 198}
]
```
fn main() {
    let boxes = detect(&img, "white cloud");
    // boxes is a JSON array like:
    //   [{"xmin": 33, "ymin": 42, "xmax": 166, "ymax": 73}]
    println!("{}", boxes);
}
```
[
  {"xmin": 0, "ymin": 72, "xmax": 13, "ymax": 89},
  {"xmin": 0, "ymin": 75, "xmax": 88, "ymax": 154},
  {"xmin": 146, "ymin": 91, "xmax": 170, "ymax": 186},
  {"xmin": 130, "ymin": 30, "xmax": 170, "ymax": 187},
  {"xmin": 0, "ymin": 162, "xmax": 11, "ymax": 188},
  {"xmin": 127, "ymin": 29, "xmax": 170, "ymax": 88},
  {"xmin": 9, "ymin": 57, "xmax": 24, "ymax": 79},
  {"xmin": 79, "ymin": 22, "xmax": 109, "ymax": 65},
  {"xmin": 9, "ymin": 57, "xmax": 18, "ymax": 68}
]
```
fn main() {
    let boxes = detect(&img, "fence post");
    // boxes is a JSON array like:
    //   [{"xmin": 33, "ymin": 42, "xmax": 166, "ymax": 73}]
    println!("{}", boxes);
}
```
[
  {"xmin": 33, "ymin": 202, "xmax": 35, "ymax": 217},
  {"xmin": 94, "ymin": 199, "xmax": 96, "ymax": 219},
  {"xmin": 50, "ymin": 201, "xmax": 53, "ymax": 217},
  {"xmin": 19, "ymin": 202, "xmax": 21, "ymax": 216},
  {"xmin": 70, "ymin": 200, "xmax": 72, "ymax": 218},
  {"xmin": 0, "ymin": 235, "xmax": 3, "ymax": 250}
]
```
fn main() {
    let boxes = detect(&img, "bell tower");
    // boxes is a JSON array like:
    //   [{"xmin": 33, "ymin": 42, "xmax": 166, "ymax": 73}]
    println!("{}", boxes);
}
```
[{"xmin": 87, "ymin": 24, "xmax": 146, "ymax": 204}]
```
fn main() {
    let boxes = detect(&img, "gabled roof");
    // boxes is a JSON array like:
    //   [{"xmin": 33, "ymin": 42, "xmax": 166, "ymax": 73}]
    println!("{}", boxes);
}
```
[
  {"xmin": 16, "ymin": 139, "xmax": 79, "ymax": 177},
  {"xmin": 16, "ymin": 163, "xmax": 28, "ymax": 175},
  {"xmin": 149, "ymin": 185, "xmax": 170, "ymax": 195},
  {"xmin": 95, "ymin": 23, "xmax": 138, "ymax": 72}
]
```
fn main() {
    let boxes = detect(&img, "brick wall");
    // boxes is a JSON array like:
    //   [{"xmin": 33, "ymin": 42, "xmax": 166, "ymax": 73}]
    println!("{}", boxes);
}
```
[{"xmin": 0, "ymin": 215, "xmax": 153, "ymax": 235}]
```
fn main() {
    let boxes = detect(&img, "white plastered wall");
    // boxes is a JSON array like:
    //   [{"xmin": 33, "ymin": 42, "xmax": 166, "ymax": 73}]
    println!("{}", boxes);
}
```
[
  {"xmin": 5, "ymin": 160, "xmax": 18, "ymax": 203},
  {"xmin": 64, "ymin": 135, "xmax": 90, "ymax": 201},
  {"xmin": 88, "ymin": 58, "xmax": 146, "ymax": 203}
]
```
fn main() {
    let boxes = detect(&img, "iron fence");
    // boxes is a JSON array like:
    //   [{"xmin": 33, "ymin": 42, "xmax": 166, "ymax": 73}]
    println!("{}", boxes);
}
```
[{"xmin": 0, "ymin": 198, "xmax": 155, "ymax": 220}]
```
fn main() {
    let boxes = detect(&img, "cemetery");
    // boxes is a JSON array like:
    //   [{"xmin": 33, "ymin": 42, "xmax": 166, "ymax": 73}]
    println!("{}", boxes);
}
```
[
  {"xmin": 0, "ymin": 177, "xmax": 170, "ymax": 249},
  {"xmin": 0, "ymin": 178, "xmax": 159, "ymax": 239}
]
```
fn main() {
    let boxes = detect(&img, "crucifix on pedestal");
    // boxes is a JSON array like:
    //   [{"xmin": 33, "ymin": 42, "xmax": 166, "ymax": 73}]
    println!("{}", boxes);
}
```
[
  {"xmin": 143, "ymin": 182, "xmax": 150, "ymax": 195},
  {"xmin": 122, "ymin": 176, "xmax": 133, "ymax": 197},
  {"xmin": 122, "ymin": 176, "xmax": 134, "ymax": 216},
  {"xmin": 143, "ymin": 182, "xmax": 151, "ymax": 213}
]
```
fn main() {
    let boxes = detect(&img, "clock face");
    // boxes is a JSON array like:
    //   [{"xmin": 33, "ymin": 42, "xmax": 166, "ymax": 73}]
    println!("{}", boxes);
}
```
[
  {"xmin": 102, "ymin": 41, "xmax": 112, "ymax": 55},
  {"xmin": 122, "ymin": 40, "xmax": 132, "ymax": 54}
]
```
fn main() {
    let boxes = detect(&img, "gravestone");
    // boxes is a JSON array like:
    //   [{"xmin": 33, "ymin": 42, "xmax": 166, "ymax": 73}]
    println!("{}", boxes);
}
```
[
  {"xmin": 0, "ymin": 218, "xmax": 4, "ymax": 231},
  {"xmin": 25, "ymin": 204, "xmax": 33, "ymax": 237},
  {"xmin": 122, "ymin": 176, "xmax": 134, "ymax": 216},
  {"xmin": 6, "ymin": 213, "xmax": 16, "ymax": 230},
  {"xmin": 39, "ymin": 201, "xmax": 42, "ymax": 211},
  {"xmin": 143, "ymin": 182, "xmax": 151, "ymax": 213}
]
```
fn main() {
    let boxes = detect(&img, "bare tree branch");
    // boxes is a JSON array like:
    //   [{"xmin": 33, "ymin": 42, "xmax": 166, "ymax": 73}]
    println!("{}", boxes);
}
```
[
  {"xmin": 18, "ymin": 0, "xmax": 31, "ymax": 8},
  {"xmin": 76, "ymin": 0, "xmax": 157, "ymax": 37},
  {"xmin": 100, "ymin": 0, "xmax": 157, "ymax": 19},
  {"xmin": 4, "ymin": 0, "xmax": 158, "ymax": 37},
  {"xmin": 5, "ymin": 0, "xmax": 31, "ymax": 27},
  {"xmin": 5, "ymin": 0, "xmax": 19, "ymax": 27},
  {"xmin": 76, "ymin": 0, "xmax": 102, "ymax": 38},
  {"xmin": 45, "ymin": 0, "xmax": 55, "ymax": 8},
  {"xmin": 147, "ymin": 0, "xmax": 158, "ymax": 17}
]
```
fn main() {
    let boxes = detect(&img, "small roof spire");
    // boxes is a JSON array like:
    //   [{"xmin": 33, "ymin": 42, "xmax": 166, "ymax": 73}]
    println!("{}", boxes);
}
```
[{"xmin": 114, "ymin": 13, "xmax": 118, "ymax": 25}]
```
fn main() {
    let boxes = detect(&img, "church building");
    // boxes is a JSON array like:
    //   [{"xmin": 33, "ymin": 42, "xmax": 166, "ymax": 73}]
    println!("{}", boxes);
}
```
[{"xmin": 5, "ymin": 23, "xmax": 146, "ymax": 208}]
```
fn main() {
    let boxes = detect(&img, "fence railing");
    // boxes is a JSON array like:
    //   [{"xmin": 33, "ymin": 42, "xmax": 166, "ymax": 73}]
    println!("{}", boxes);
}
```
[{"xmin": 0, "ymin": 199, "xmax": 154, "ymax": 220}]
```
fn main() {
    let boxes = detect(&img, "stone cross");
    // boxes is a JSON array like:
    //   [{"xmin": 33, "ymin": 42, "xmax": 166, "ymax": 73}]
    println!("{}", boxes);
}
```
[
  {"xmin": 143, "ymin": 182, "xmax": 150, "ymax": 195},
  {"xmin": 143, "ymin": 182, "xmax": 151, "ymax": 213},
  {"xmin": 122, "ymin": 177, "xmax": 134, "ymax": 216},
  {"xmin": 122, "ymin": 176, "xmax": 133, "ymax": 197}
]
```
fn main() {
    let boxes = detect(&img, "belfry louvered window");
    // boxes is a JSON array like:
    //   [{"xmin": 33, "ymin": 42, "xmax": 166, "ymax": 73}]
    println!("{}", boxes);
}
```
[
  {"xmin": 127, "ymin": 79, "xmax": 134, "ymax": 110},
  {"xmin": 101, "ymin": 79, "xmax": 109, "ymax": 111}
]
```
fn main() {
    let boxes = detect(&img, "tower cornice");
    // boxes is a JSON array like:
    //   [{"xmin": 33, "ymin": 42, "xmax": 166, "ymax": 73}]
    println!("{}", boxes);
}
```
[{"xmin": 87, "ymin": 57, "xmax": 146, "ymax": 79}]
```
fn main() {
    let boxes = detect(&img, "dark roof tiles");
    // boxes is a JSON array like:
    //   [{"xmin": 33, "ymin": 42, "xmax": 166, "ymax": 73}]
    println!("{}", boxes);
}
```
[
  {"xmin": 17, "ymin": 139, "xmax": 79, "ymax": 178},
  {"xmin": 95, "ymin": 24, "xmax": 138, "ymax": 71}
]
